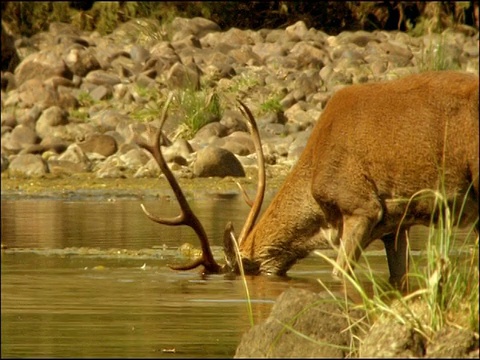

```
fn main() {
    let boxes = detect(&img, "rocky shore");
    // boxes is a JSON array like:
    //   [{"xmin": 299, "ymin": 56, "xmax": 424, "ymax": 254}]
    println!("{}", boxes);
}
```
[
  {"xmin": 2, "ymin": 16, "xmax": 478, "ymax": 358},
  {"xmin": 2, "ymin": 17, "xmax": 478, "ymax": 183}
]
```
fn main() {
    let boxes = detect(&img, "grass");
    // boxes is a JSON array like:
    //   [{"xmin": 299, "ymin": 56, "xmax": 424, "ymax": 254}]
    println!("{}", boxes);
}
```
[
  {"xmin": 416, "ymin": 34, "xmax": 461, "ymax": 72},
  {"xmin": 229, "ymin": 231, "xmax": 255, "ymax": 327},
  {"xmin": 312, "ymin": 186, "xmax": 478, "ymax": 356},
  {"xmin": 260, "ymin": 94, "xmax": 283, "ymax": 114},
  {"xmin": 129, "ymin": 85, "xmax": 165, "ymax": 123},
  {"xmin": 129, "ymin": 84, "xmax": 222, "ymax": 140},
  {"xmin": 227, "ymin": 72, "xmax": 260, "ymax": 94},
  {"xmin": 171, "ymin": 87, "xmax": 222, "ymax": 140},
  {"xmin": 233, "ymin": 182, "xmax": 478, "ymax": 356},
  {"xmin": 77, "ymin": 90, "xmax": 96, "ymax": 107}
]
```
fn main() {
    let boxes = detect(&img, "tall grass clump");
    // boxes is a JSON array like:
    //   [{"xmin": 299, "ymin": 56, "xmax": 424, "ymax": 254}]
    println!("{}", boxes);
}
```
[
  {"xmin": 315, "ymin": 184, "xmax": 478, "ymax": 356},
  {"xmin": 416, "ymin": 35, "xmax": 461, "ymax": 72},
  {"xmin": 171, "ymin": 88, "xmax": 222, "ymax": 140}
]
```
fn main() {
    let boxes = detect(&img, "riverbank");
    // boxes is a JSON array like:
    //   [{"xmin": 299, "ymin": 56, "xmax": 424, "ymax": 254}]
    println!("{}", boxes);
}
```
[{"xmin": 0, "ymin": 165, "xmax": 288, "ymax": 200}]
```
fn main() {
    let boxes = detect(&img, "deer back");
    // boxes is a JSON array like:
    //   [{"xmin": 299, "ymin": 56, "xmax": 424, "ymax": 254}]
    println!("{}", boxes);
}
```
[
  {"xmin": 310, "ymin": 71, "xmax": 478, "ymax": 224},
  {"xmin": 240, "ymin": 70, "xmax": 479, "ymax": 276}
]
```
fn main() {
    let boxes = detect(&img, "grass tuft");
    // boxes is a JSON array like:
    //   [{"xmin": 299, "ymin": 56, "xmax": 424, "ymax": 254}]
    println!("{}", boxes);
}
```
[{"xmin": 314, "ymin": 185, "xmax": 478, "ymax": 355}]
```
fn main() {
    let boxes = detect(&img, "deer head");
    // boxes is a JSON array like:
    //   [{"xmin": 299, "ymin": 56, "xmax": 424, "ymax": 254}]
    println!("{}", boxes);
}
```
[
  {"xmin": 135, "ymin": 94, "xmax": 266, "ymax": 275},
  {"xmin": 136, "ymin": 71, "xmax": 479, "ymax": 286}
]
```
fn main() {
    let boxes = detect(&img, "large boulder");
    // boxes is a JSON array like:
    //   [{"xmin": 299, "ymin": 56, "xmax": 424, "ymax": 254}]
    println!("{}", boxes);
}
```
[
  {"xmin": 235, "ymin": 288, "xmax": 361, "ymax": 358},
  {"xmin": 193, "ymin": 146, "xmax": 245, "ymax": 178}
]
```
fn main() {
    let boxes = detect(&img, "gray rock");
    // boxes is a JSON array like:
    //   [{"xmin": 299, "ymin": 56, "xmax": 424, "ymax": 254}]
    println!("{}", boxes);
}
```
[
  {"xmin": 166, "ymin": 61, "xmax": 200, "ymax": 89},
  {"xmin": 193, "ymin": 146, "xmax": 245, "ymax": 178},
  {"xmin": 77, "ymin": 134, "xmax": 118, "ymax": 157},
  {"xmin": 8, "ymin": 153, "xmax": 48, "ymax": 177},
  {"xmin": 63, "ymin": 45, "xmax": 101, "ymax": 77},
  {"xmin": 215, "ymin": 131, "xmax": 255, "ymax": 156},
  {"xmin": 235, "ymin": 288, "xmax": 359, "ymax": 358},
  {"xmin": 194, "ymin": 122, "xmax": 229, "ymax": 141},
  {"xmin": 56, "ymin": 143, "xmax": 91, "ymax": 168},
  {"xmin": 14, "ymin": 46, "xmax": 72, "ymax": 85},
  {"xmin": 84, "ymin": 70, "xmax": 121, "ymax": 86},
  {"xmin": 35, "ymin": 106, "xmax": 69, "ymax": 139},
  {"xmin": 359, "ymin": 321, "xmax": 425, "ymax": 358},
  {"xmin": 10, "ymin": 124, "xmax": 38, "ymax": 148},
  {"xmin": 168, "ymin": 17, "xmax": 221, "ymax": 42},
  {"xmin": 162, "ymin": 138, "xmax": 194, "ymax": 165}
]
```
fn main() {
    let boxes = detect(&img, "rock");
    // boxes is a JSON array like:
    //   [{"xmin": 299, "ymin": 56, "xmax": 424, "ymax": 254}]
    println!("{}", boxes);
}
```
[
  {"xmin": 35, "ymin": 106, "xmax": 69, "ymax": 139},
  {"xmin": 1, "ymin": 153, "xmax": 10, "ymax": 172},
  {"xmin": 360, "ymin": 321, "xmax": 425, "ymax": 358},
  {"xmin": 168, "ymin": 17, "xmax": 221, "ymax": 42},
  {"xmin": 0, "ymin": 15, "xmax": 478, "ymax": 186},
  {"xmin": 162, "ymin": 138, "xmax": 194, "ymax": 165},
  {"xmin": 56, "ymin": 143, "xmax": 91, "ymax": 169},
  {"xmin": 8, "ymin": 153, "xmax": 48, "ymax": 177},
  {"xmin": 63, "ymin": 45, "xmax": 101, "ymax": 77},
  {"xmin": 17, "ymin": 78, "xmax": 57, "ymax": 108},
  {"xmin": 166, "ymin": 62, "xmax": 200, "ymax": 89},
  {"xmin": 193, "ymin": 146, "xmax": 245, "ymax": 178},
  {"xmin": 427, "ymin": 326, "xmax": 479, "ymax": 358},
  {"xmin": 215, "ymin": 131, "xmax": 255, "ymax": 156},
  {"xmin": 235, "ymin": 288, "xmax": 360, "ymax": 358},
  {"xmin": 220, "ymin": 109, "xmax": 249, "ymax": 134},
  {"xmin": 94, "ymin": 155, "xmax": 127, "ymax": 178},
  {"xmin": 194, "ymin": 122, "xmax": 229, "ymax": 140},
  {"xmin": 14, "ymin": 47, "xmax": 73, "ymax": 86},
  {"xmin": 77, "ymin": 134, "xmax": 118, "ymax": 157},
  {"xmin": 118, "ymin": 148, "xmax": 151, "ymax": 170},
  {"xmin": 84, "ymin": 69, "xmax": 122, "ymax": 86},
  {"xmin": 10, "ymin": 124, "xmax": 38, "ymax": 148}
]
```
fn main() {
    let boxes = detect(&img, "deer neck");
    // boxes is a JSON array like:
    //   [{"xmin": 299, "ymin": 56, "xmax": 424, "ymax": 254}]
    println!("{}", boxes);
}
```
[{"xmin": 238, "ymin": 149, "xmax": 330, "ymax": 275}]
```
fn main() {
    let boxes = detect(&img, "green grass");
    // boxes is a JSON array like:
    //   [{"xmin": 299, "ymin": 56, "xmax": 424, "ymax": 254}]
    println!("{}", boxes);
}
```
[
  {"xmin": 128, "ymin": 85, "xmax": 223, "ymax": 138},
  {"xmin": 227, "ymin": 72, "xmax": 260, "ymax": 94},
  {"xmin": 129, "ymin": 85, "xmax": 165, "ymax": 123},
  {"xmin": 171, "ymin": 88, "xmax": 222, "ymax": 140},
  {"xmin": 313, "ymin": 186, "xmax": 478, "ymax": 355},
  {"xmin": 77, "ymin": 90, "xmax": 96, "ymax": 107},
  {"xmin": 260, "ymin": 94, "xmax": 283, "ymax": 114},
  {"xmin": 416, "ymin": 35, "xmax": 461, "ymax": 72}
]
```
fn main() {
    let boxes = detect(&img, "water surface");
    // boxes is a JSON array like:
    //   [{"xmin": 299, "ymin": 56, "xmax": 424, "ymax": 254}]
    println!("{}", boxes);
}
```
[{"xmin": 1, "ymin": 195, "xmax": 476, "ymax": 358}]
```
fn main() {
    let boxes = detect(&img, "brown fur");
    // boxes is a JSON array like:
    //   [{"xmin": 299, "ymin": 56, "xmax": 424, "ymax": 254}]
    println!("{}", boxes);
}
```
[{"xmin": 237, "ymin": 71, "xmax": 479, "ymax": 284}]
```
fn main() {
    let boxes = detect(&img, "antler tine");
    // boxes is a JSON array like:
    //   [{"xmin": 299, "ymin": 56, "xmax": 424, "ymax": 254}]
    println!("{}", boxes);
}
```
[
  {"xmin": 234, "ymin": 180, "xmax": 254, "ymax": 208},
  {"xmin": 236, "ymin": 100, "xmax": 266, "ymax": 245},
  {"xmin": 138, "ymin": 92, "xmax": 222, "ymax": 274}
]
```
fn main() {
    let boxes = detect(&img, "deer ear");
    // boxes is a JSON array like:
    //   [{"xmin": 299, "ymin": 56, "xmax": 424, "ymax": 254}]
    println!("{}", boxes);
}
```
[{"xmin": 223, "ymin": 221, "xmax": 237, "ymax": 270}]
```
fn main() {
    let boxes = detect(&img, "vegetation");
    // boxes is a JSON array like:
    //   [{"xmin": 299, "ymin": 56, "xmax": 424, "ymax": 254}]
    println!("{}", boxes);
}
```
[
  {"xmin": 313, "ymin": 187, "xmax": 479, "ymax": 356},
  {"xmin": 2, "ymin": 2, "xmax": 477, "ymax": 38},
  {"xmin": 417, "ymin": 35, "xmax": 461, "ymax": 72},
  {"xmin": 129, "ymin": 84, "xmax": 164, "ymax": 123},
  {"xmin": 170, "ymin": 88, "xmax": 222, "ymax": 140},
  {"xmin": 234, "ymin": 181, "xmax": 478, "ymax": 356},
  {"xmin": 260, "ymin": 94, "xmax": 283, "ymax": 114}
]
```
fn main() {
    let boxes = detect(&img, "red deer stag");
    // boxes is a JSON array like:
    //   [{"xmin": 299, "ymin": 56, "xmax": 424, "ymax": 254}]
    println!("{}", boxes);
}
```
[{"xmin": 136, "ymin": 71, "xmax": 479, "ymax": 286}]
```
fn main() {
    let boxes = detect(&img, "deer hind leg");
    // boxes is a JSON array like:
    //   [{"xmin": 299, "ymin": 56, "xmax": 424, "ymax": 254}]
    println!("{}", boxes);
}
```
[{"xmin": 382, "ymin": 230, "xmax": 409, "ymax": 290}]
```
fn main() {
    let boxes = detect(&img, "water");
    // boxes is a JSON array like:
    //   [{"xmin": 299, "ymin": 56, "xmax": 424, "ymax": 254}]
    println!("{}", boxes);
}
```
[{"xmin": 1, "ymin": 194, "xmax": 476, "ymax": 358}]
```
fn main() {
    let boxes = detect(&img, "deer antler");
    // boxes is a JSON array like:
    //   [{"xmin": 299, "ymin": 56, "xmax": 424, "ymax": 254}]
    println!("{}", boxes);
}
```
[
  {"xmin": 235, "ymin": 181, "xmax": 254, "ymax": 207},
  {"xmin": 136, "ymin": 92, "xmax": 222, "ymax": 274},
  {"xmin": 223, "ymin": 100, "xmax": 266, "ymax": 271},
  {"xmin": 235, "ymin": 100, "xmax": 266, "ymax": 245}
]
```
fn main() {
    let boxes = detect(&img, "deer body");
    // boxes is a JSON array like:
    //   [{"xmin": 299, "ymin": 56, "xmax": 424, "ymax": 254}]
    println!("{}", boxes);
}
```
[
  {"xmin": 139, "ymin": 71, "xmax": 478, "ymax": 286},
  {"xmin": 237, "ymin": 71, "xmax": 479, "ymax": 283}
]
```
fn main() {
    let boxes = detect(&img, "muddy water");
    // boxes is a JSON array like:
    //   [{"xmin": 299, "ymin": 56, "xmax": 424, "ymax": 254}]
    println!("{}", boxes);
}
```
[{"xmin": 1, "ymin": 194, "xmax": 476, "ymax": 358}]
